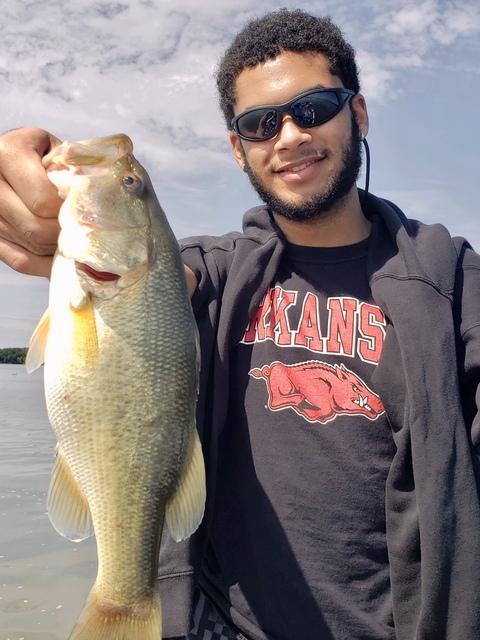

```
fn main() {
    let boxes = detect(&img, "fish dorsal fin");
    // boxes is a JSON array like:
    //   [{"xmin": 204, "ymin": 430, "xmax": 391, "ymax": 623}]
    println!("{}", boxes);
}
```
[
  {"xmin": 166, "ymin": 428, "xmax": 206, "ymax": 542},
  {"xmin": 25, "ymin": 308, "xmax": 51, "ymax": 373},
  {"xmin": 47, "ymin": 444, "xmax": 94, "ymax": 542}
]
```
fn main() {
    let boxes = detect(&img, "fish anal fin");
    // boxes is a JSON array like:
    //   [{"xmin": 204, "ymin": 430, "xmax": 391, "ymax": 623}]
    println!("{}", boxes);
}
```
[
  {"xmin": 166, "ymin": 428, "xmax": 206, "ymax": 542},
  {"xmin": 25, "ymin": 308, "xmax": 51, "ymax": 373},
  {"xmin": 47, "ymin": 444, "xmax": 93, "ymax": 542},
  {"xmin": 68, "ymin": 583, "xmax": 162, "ymax": 640}
]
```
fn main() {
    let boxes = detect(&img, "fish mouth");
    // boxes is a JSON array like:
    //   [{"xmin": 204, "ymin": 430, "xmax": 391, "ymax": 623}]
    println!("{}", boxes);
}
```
[{"xmin": 76, "ymin": 262, "xmax": 122, "ymax": 282}]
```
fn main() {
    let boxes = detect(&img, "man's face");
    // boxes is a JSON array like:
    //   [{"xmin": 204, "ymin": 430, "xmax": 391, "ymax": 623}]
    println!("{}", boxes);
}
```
[{"xmin": 229, "ymin": 51, "xmax": 369, "ymax": 222}]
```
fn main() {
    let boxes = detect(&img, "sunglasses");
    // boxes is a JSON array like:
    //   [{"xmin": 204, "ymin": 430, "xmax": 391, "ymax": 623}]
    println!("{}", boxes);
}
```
[{"xmin": 231, "ymin": 87, "xmax": 356, "ymax": 142}]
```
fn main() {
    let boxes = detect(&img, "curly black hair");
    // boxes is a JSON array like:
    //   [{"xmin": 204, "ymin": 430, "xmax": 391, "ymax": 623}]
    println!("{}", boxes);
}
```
[{"xmin": 215, "ymin": 8, "xmax": 361, "ymax": 129}]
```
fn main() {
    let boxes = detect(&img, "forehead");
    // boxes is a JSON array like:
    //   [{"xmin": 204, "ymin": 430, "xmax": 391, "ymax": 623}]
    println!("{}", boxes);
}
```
[{"xmin": 233, "ymin": 50, "xmax": 342, "ymax": 114}]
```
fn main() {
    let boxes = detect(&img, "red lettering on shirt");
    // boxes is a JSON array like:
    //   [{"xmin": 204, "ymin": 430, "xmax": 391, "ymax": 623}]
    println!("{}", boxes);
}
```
[
  {"xmin": 266, "ymin": 287, "xmax": 297, "ymax": 345},
  {"xmin": 358, "ymin": 303, "xmax": 386, "ymax": 363},
  {"xmin": 325, "ymin": 298, "xmax": 358, "ymax": 356},
  {"xmin": 294, "ymin": 292, "xmax": 325, "ymax": 351},
  {"xmin": 241, "ymin": 287, "xmax": 386, "ymax": 365},
  {"xmin": 243, "ymin": 290, "xmax": 272, "ymax": 343}
]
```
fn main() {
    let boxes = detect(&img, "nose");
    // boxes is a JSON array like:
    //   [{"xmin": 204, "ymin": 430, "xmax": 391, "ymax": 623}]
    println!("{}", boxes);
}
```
[{"xmin": 273, "ymin": 114, "xmax": 312, "ymax": 151}]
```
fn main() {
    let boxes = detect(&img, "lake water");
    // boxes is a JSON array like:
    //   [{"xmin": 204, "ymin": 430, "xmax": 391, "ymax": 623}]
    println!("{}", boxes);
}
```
[{"xmin": 0, "ymin": 364, "xmax": 96, "ymax": 640}]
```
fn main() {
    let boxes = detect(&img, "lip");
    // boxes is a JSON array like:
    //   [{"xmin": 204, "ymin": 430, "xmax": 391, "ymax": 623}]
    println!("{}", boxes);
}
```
[
  {"xmin": 76, "ymin": 261, "xmax": 121, "ymax": 282},
  {"xmin": 276, "ymin": 157, "xmax": 323, "ymax": 172},
  {"xmin": 275, "ymin": 156, "xmax": 325, "ymax": 182}
]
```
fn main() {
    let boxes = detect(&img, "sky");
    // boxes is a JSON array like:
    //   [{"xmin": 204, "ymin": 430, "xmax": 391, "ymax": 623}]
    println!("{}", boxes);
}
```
[{"xmin": 0, "ymin": 0, "xmax": 479, "ymax": 347}]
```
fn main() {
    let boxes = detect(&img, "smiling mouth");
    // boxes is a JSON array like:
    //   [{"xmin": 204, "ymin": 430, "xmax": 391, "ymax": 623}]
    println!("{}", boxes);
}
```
[
  {"xmin": 277, "ymin": 157, "xmax": 323, "ymax": 173},
  {"xmin": 290, "ymin": 160, "xmax": 318, "ymax": 172}
]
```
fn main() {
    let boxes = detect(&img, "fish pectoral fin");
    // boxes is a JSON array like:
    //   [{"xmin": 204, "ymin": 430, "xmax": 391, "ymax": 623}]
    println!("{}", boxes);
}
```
[
  {"xmin": 70, "ymin": 294, "xmax": 99, "ymax": 365},
  {"xmin": 166, "ymin": 428, "xmax": 206, "ymax": 542},
  {"xmin": 70, "ymin": 286, "xmax": 90, "ymax": 311},
  {"xmin": 25, "ymin": 308, "xmax": 51, "ymax": 373},
  {"xmin": 47, "ymin": 444, "xmax": 94, "ymax": 542}
]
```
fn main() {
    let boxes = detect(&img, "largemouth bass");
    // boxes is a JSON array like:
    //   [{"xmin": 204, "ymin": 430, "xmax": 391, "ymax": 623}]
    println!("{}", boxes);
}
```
[{"xmin": 26, "ymin": 134, "xmax": 205, "ymax": 640}]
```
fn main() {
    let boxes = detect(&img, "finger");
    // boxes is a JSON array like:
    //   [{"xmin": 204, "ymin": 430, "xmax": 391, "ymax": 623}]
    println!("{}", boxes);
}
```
[
  {"xmin": 0, "ymin": 237, "xmax": 54, "ymax": 278},
  {"xmin": 0, "ymin": 212, "xmax": 59, "ymax": 256},
  {"xmin": 0, "ymin": 181, "xmax": 60, "ymax": 254},
  {"xmin": 0, "ymin": 128, "xmax": 63, "ymax": 219}
]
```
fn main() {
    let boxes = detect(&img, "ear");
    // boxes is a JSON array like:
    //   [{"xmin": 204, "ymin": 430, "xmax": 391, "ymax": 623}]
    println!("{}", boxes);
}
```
[
  {"xmin": 229, "ymin": 130, "xmax": 246, "ymax": 170},
  {"xmin": 352, "ymin": 93, "xmax": 369, "ymax": 139}
]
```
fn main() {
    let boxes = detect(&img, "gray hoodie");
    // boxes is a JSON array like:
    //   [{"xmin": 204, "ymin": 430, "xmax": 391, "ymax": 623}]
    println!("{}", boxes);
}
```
[{"xmin": 158, "ymin": 192, "xmax": 480, "ymax": 640}]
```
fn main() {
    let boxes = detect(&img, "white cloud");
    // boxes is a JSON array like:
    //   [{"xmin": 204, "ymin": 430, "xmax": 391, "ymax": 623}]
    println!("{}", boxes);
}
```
[
  {"xmin": 2, "ymin": 0, "xmax": 477, "ymax": 153},
  {"xmin": 381, "ymin": 1, "xmax": 438, "ymax": 37},
  {"xmin": 353, "ymin": 0, "xmax": 480, "ymax": 104},
  {"xmin": 434, "ymin": 3, "xmax": 480, "ymax": 44},
  {"xmin": 0, "ymin": 0, "xmax": 478, "ymax": 348},
  {"xmin": 372, "ymin": 0, "xmax": 480, "ymax": 47},
  {"xmin": 356, "ymin": 50, "xmax": 397, "ymax": 103}
]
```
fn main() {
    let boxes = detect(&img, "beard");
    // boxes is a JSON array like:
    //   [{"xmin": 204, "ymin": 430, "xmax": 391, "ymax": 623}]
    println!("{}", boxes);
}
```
[{"xmin": 242, "ymin": 114, "xmax": 363, "ymax": 222}]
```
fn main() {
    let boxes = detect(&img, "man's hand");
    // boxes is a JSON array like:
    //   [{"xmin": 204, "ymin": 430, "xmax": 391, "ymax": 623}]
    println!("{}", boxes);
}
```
[
  {"xmin": 0, "ymin": 127, "xmax": 63, "ymax": 277},
  {"xmin": 185, "ymin": 265, "xmax": 198, "ymax": 298}
]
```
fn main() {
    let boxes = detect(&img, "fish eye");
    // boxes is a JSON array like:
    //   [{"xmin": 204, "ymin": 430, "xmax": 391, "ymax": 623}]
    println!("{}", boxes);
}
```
[{"xmin": 122, "ymin": 172, "xmax": 143, "ymax": 192}]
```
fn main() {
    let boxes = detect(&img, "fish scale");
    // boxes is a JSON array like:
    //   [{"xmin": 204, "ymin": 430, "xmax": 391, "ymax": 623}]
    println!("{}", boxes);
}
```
[{"xmin": 26, "ymin": 134, "xmax": 205, "ymax": 640}]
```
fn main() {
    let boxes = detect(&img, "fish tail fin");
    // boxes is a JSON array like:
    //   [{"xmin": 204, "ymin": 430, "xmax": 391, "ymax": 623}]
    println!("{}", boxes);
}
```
[{"xmin": 69, "ymin": 583, "xmax": 162, "ymax": 640}]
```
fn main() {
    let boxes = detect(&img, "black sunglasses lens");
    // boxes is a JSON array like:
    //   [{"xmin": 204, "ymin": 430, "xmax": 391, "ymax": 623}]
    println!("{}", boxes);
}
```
[
  {"xmin": 234, "ymin": 90, "xmax": 351, "ymax": 140},
  {"xmin": 237, "ymin": 108, "xmax": 278, "ymax": 140},
  {"xmin": 291, "ymin": 92, "xmax": 341, "ymax": 127}
]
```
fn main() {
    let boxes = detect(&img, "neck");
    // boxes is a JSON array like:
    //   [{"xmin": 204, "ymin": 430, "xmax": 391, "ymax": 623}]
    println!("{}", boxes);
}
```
[{"xmin": 272, "ymin": 189, "xmax": 371, "ymax": 247}]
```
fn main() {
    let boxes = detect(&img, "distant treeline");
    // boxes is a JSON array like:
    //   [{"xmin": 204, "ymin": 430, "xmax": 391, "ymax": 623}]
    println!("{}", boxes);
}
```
[{"xmin": 0, "ymin": 347, "xmax": 28, "ymax": 364}]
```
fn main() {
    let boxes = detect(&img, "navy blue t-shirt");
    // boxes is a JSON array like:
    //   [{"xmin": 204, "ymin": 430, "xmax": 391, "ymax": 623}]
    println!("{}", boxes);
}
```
[{"xmin": 201, "ymin": 237, "xmax": 396, "ymax": 640}]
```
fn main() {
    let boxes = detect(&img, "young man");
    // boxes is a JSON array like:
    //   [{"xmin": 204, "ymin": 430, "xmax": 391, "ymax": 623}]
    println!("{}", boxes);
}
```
[{"xmin": 1, "ymin": 9, "xmax": 480, "ymax": 640}]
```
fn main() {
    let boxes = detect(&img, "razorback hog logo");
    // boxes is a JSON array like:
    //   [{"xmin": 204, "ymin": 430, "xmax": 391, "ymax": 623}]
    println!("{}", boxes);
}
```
[{"xmin": 249, "ymin": 360, "xmax": 384, "ymax": 425}]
